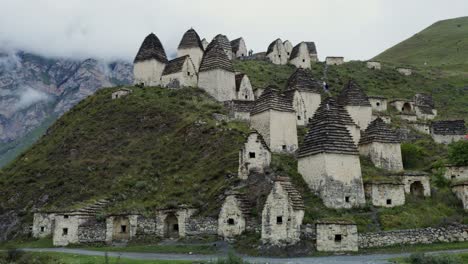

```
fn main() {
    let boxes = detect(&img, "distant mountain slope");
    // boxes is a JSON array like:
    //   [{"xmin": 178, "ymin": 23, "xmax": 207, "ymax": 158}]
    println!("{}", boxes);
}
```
[
  {"xmin": 374, "ymin": 16, "xmax": 468, "ymax": 67},
  {"xmin": 0, "ymin": 51, "xmax": 133, "ymax": 167}
]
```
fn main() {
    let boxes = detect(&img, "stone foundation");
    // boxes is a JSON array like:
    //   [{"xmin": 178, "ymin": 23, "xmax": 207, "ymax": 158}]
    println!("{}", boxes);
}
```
[{"xmin": 316, "ymin": 221, "xmax": 358, "ymax": 252}]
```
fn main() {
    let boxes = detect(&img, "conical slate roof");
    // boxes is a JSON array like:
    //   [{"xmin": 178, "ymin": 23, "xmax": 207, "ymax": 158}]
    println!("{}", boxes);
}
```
[
  {"xmin": 431, "ymin": 120, "xmax": 466, "ymax": 135},
  {"xmin": 251, "ymin": 86, "xmax": 294, "ymax": 115},
  {"xmin": 290, "ymin": 42, "xmax": 308, "ymax": 59},
  {"xmin": 337, "ymin": 80, "xmax": 371, "ymax": 107},
  {"xmin": 298, "ymin": 99, "xmax": 359, "ymax": 157},
  {"xmin": 162, "ymin": 56, "xmax": 189, "ymax": 76},
  {"xmin": 286, "ymin": 68, "xmax": 321, "ymax": 93},
  {"xmin": 206, "ymin": 34, "xmax": 232, "ymax": 57},
  {"xmin": 305, "ymin": 42, "xmax": 317, "ymax": 54},
  {"xmin": 199, "ymin": 41, "xmax": 234, "ymax": 73},
  {"xmin": 178, "ymin": 28, "xmax": 203, "ymax": 50},
  {"xmin": 275, "ymin": 176, "xmax": 305, "ymax": 210},
  {"xmin": 134, "ymin": 33, "xmax": 168, "ymax": 63},
  {"xmin": 309, "ymin": 97, "xmax": 355, "ymax": 126},
  {"xmin": 359, "ymin": 118, "xmax": 400, "ymax": 145}
]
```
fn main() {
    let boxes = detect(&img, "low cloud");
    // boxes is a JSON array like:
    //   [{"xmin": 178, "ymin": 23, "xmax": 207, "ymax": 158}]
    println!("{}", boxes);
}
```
[{"xmin": 14, "ymin": 87, "xmax": 52, "ymax": 111}]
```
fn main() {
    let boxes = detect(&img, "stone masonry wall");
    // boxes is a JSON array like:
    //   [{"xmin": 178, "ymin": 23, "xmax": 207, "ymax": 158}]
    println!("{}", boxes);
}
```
[
  {"xmin": 186, "ymin": 217, "xmax": 218, "ymax": 237},
  {"xmin": 78, "ymin": 221, "xmax": 106, "ymax": 243},
  {"xmin": 359, "ymin": 224, "xmax": 468, "ymax": 248}
]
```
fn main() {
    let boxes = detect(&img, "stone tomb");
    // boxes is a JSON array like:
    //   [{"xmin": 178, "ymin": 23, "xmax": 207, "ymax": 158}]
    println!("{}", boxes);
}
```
[
  {"xmin": 161, "ymin": 56, "xmax": 197, "ymax": 88},
  {"xmin": 218, "ymin": 193, "xmax": 252, "ymax": 239},
  {"xmin": 105, "ymin": 214, "xmax": 138, "ymax": 243},
  {"xmin": 367, "ymin": 96, "xmax": 387, "ymax": 112},
  {"xmin": 261, "ymin": 177, "xmax": 304, "ymax": 245},
  {"xmin": 224, "ymin": 100, "xmax": 254, "ymax": 121},
  {"xmin": 32, "ymin": 212, "xmax": 56, "ymax": 238},
  {"xmin": 238, "ymin": 131, "xmax": 271, "ymax": 179},
  {"xmin": 266, "ymin": 39, "xmax": 288, "ymax": 65},
  {"xmin": 364, "ymin": 181, "xmax": 405, "ymax": 207},
  {"xmin": 445, "ymin": 165, "xmax": 468, "ymax": 181},
  {"xmin": 111, "ymin": 88, "xmax": 132, "ymax": 100},
  {"xmin": 367, "ymin": 61, "xmax": 381, "ymax": 70},
  {"xmin": 235, "ymin": 73, "xmax": 254, "ymax": 101},
  {"xmin": 338, "ymin": 80, "xmax": 372, "ymax": 130},
  {"xmin": 452, "ymin": 182, "xmax": 468, "ymax": 210},
  {"xmin": 288, "ymin": 42, "xmax": 311, "ymax": 69},
  {"xmin": 231, "ymin": 37, "xmax": 248, "ymax": 58},
  {"xmin": 176, "ymin": 28, "xmax": 204, "ymax": 71},
  {"xmin": 391, "ymin": 171, "xmax": 431, "ymax": 197},
  {"xmin": 133, "ymin": 33, "xmax": 168, "ymax": 87},
  {"xmin": 315, "ymin": 220, "xmax": 358, "ymax": 252},
  {"xmin": 325, "ymin": 56, "xmax": 344, "ymax": 65},
  {"xmin": 431, "ymin": 120, "xmax": 467, "ymax": 144}
]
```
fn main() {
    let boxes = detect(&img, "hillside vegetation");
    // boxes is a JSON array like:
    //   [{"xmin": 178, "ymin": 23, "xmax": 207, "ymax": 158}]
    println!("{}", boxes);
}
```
[{"xmin": 374, "ymin": 16, "xmax": 468, "ymax": 70}]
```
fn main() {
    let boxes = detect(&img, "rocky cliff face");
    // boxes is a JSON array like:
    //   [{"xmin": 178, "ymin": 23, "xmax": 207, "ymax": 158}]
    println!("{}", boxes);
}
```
[{"xmin": 0, "ymin": 51, "xmax": 132, "ymax": 165}]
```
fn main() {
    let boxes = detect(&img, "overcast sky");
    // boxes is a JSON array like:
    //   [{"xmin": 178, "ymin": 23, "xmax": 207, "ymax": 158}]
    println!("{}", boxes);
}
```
[{"xmin": 0, "ymin": 0, "xmax": 467, "ymax": 62}]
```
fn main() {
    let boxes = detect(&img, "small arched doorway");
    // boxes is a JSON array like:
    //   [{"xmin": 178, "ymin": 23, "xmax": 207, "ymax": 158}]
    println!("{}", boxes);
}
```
[
  {"xmin": 165, "ymin": 213, "xmax": 179, "ymax": 238},
  {"xmin": 402, "ymin": 103, "xmax": 412, "ymax": 113},
  {"xmin": 410, "ymin": 181, "xmax": 424, "ymax": 197}
]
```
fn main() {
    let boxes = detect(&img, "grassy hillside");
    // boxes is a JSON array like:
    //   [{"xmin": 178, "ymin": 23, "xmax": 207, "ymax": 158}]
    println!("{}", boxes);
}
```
[
  {"xmin": 0, "ymin": 87, "xmax": 249, "ymax": 216},
  {"xmin": 374, "ymin": 16, "xmax": 468, "ymax": 69}
]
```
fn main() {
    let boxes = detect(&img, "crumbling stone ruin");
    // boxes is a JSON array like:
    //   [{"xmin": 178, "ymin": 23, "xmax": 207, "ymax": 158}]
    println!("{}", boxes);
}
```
[
  {"xmin": 133, "ymin": 33, "xmax": 168, "ymax": 86},
  {"xmin": 315, "ymin": 220, "xmax": 358, "ymax": 252},
  {"xmin": 359, "ymin": 118, "xmax": 403, "ymax": 172},
  {"xmin": 201, "ymin": 38, "xmax": 209, "ymax": 50},
  {"xmin": 364, "ymin": 181, "xmax": 406, "ymax": 207},
  {"xmin": 413, "ymin": 93, "xmax": 437, "ymax": 120},
  {"xmin": 218, "ymin": 193, "xmax": 252, "ymax": 239},
  {"xmin": 305, "ymin": 42, "xmax": 318, "ymax": 62},
  {"xmin": 266, "ymin": 39, "xmax": 288, "ymax": 65},
  {"xmin": 177, "ymin": 28, "xmax": 204, "ymax": 71},
  {"xmin": 250, "ymin": 86, "xmax": 298, "ymax": 153},
  {"xmin": 338, "ymin": 80, "xmax": 373, "ymax": 130},
  {"xmin": 284, "ymin": 68, "xmax": 322, "ymax": 126},
  {"xmin": 261, "ymin": 177, "xmax": 304, "ymax": 245},
  {"xmin": 397, "ymin": 67, "xmax": 412, "ymax": 76},
  {"xmin": 161, "ymin": 56, "xmax": 197, "ymax": 88},
  {"xmin": 431, "ymin": 120, "xmax": 467, "ymax": 144},
  {"xmin": 111, "ymin": 88, "xmax": 132, "ymax": 99},
  {"xmin": 298, "ymin": 100, "xmax": 366, "ymax": 209},
  {"xmin": 368, "ymin": 96, "xmax": 387, "ymax": 112},
  {"xmin": 325, "ymin": 56, "xmax": 344, "ymax": 65},
  {"xmin": 224, "ymin": 100, "xmax": 254, "ymax": 121},
  {"xmin": 390, "ymin": 171, "xmax": 431, "ymax": 198},
  {"xmin": 231, "ymin": 37, "xmax": 248, "ymax": 58},
  {"xmin": 288, "ymin": 42, "xmax": 311, "ymax": 69},
  {"xmin": 452, "ymin": 182, "xmax": 468, "ymax": 210},
  {"xmin": 238, "ymin": 131, "xmax": 271, "ymax": 179},
  {"xmin": 283, "ymin": 40, "xmax": 293, "ymax": 57},
  {"xmin": 389, "ymin": 99, "xmax": 418, "ymax": 121},
  {"xmin": 445, "ymin": 165, "xmax": 468, "ymax": 181},
  {"xmin": 207, "ymin": 34, "xmax": 233, "ymax": 60},
  {"xmin": 367, "ymin": 61, "xmax": 381, "ymax": 70},
  {"xmin": 235, "ymin": 73, "xmax": 254, "ymax": 101}
]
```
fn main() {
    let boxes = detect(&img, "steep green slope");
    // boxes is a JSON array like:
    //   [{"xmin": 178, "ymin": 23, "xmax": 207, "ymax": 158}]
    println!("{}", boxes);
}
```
[
  {"xmin": 0, "ymin": 87, "xmax": 249, "ymax": 216},
  {"xmin": 374, "ymin": 16, "xmax": 468, "ymax": 68}
]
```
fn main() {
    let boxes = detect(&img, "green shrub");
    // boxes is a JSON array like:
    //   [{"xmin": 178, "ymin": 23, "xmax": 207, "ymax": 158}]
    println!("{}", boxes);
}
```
[
  {"xmin": 408, "ymin": 253, "xmax": 462, "ymax": 264},
  {"xmin": 448, "ymin": 140, "xmax": 468, "ymax": 166},
  {"xmin": 401, "ymin": 143, "xmax": 429, "ymax": 169}
]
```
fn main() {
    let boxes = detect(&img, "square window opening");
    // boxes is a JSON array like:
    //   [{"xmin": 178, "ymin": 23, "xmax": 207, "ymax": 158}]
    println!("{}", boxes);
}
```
[
  {"xmin": 63, "ymin": 215, "xmax": 69, "ymax": 219},
  {"xmin": 276, "ymin": 216, "xmax": 283, "ymax": 224},
  {"xmin": 386, "ymin": 199, "xmax": 392, "ymax": 205},
  {"xmin": 334, "ymin": 234, "xmax": 342, "ymax": 242},
  {"xmin": 187, "ymin": 72, "xmax": 190, "ymax": 76},
  {"xmin": 376, "ymin": 102, "xmax": 381, "ymax": 106},
  {"xmin": 62, "ymin": 228, "xmax": 68, "ymax": 236},
  {"xmin": 345, "ymin": 196, "xmax": 350, "ymax": 203},
  {"xmin": 173, "ymin": 224, "xmax": 179, "ymax": 231},
  {"xmin": 249, "ymin": 152, "xmax": 256, "ymax": 158},
  {"xmin": 227, "ymin": 218, "xmax": 235, "ymax": 225},
  {"xmin": 40, "ymin": 226, "xmax": 45, "ymax": 232},
  {"xmin": 302, "ymin": 59, "xmax": 305, "ymax": 62},
  {"xmin": 297, "ymin": 116, "xmax": 301, "ymax": 120},
  {"xmin": 282, "ymin": 145, "xmax": 287, "ymax": 150},
  {"xmin": 121, "ymin": 225, "xmax": 127, "ymax": 233},
  {"xmin": 452, "ymin": 175, "xmax": 456, "ymax": 179}
]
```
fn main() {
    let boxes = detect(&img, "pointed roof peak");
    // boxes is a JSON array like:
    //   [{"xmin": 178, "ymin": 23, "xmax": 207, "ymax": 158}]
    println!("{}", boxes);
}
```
[
  {"xmin": 337, "ymin": 80, "xmax": 371, "ymax": 107},
  {"xmin": 134, "ymin": 33, "xmax": 167, "ymax": 63},
  {"xmin": 199, "ymin": 41, "xmax": 234, "ymax": 73},
  {"xmin": 178, "ymin": 28, "xmax": 203, "ymax": 50},
  {"xmin": 286, "ymin": 67, "xmax": 321, "ymax": 93},
  {"xmin": 359, "ymin": 118, "xmax": 400, "ymax": 145},
  {"xmin": 251, "ymin": 85, "xmax": 294, "ymax": 115}
]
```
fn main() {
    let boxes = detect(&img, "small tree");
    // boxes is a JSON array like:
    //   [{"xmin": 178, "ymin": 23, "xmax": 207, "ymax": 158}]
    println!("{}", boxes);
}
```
[{"xmin": 448, "ymin": 140, "xmax": 468, "ymax": 166}]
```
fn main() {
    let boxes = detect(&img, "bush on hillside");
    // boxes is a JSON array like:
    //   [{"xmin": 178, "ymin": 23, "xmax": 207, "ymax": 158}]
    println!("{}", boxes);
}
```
[
  {"xmin": 401, "ymin": 143, "xmax": 429, "ymax": 169},
  {"xmin": 408, "ymin": 253, "xmax": 462, "ymax": 264},
  {"xmin": 448, "ymin": 140, "xmax": 468, "ymax": 166}
]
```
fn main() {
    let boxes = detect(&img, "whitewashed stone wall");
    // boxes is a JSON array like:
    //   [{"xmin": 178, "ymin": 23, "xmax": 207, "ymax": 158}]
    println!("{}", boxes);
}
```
[
  {"xmin": 291, "ymin": 91, "xmax": 321, "ymax": 126},
  {"xmin": 452, "ymin": 185, "xmax": 468, "ymax": 210},
  {"xmin": 261, "ymin": 182, "xmax": 304, "ymax": 245},
  {"xmin": 415, "ymin": 106, "xmax": 436, "ymax": 120},
  {"xmin": 32, "ymin": 213, "xmax": 55, "ymax": 238},
  {"xmin": 283, "ymin": 40, "xmax": 293, "ymax": 57},
  {"xmin": 359, "ymin": 142, "xmax": 403, "ymax": 172},
  {"xmin": 359, "ymin": 225, "xmax": 468, "ymax": 248},
  {"xmin": 400, "ymin": 175, "xmax": 431, "ymax": 197},
  {"xmin": 234, "ymin": 39, "xmax": 248, "ymax": 58},
  {"xmin": 316, "ymin": 223, "xmax": 358, "ymax": 252},
  {"xmin": 397, "ymin": 68, "xmax": 412, "ymax": 76},
  {"xmin": 267, "ymin": 40, "xmax": 288, "ymax": 65},
  {"xmin": 255, "ymin": 88, "xmax": 264, "ymax": 99},
  {"xmin": 298, "ymin": 153, "xmax": 366, "ymax": 209},
  {"xmin": 367, "ymin": 61, "xmax": 381, "ymax": 70},
  {"xmin": 133, "ymin": 59, "xmax": 165, "ymax": 86},
  {"xmin": 345, "ymin": 105, "xmax": 372, "ymax": 130},
  {"xmin": 161, "ymin": 59, "xmax": 197, "ymax": 88},
  {"xmin": 250, "ymin": 110, "xmax": 298, "ymax": 154},
  {"xmin": 186, "ymin": 217, "xmax": 218, "ymax": 237},
  {"xmin": 371, "ymin": 115, "xmax": 391, "ymax": 124},
  {"xmin": 218, "ymin": 195, "xmax": 247, "ymax": 239},
  {"xmin": 410, "ymin": 122, "xmax": 430, "ymax": 135},
  {"xmin": 445, "ymin": 165, "xmax": 468, "ymax": 181},
  {"xmin": 237, "ymin": 75, "xmax": 255, "ymax": 101},
  {"xmin": 368, "ymin": 98, "xmax": 387, "ymax": 112},
  {"xmin": 325, "ymin": 57, "xmax": 344, "ymax": 65},
  {"xmin": 238, "ymin": 133, "xmax": 271, "ymax": 179},
  {"xmin": 177, "ymin": 47, "xmax": 204, "ymax": 71},
  {"xmin": 198, "ymin": 69, "xmax": 236, "ymax": 102},
  {"xmin": 289, "ymin": 43, "xmax": 311, "ymax": 69},
  {"xmin": 390, "ymin": 100, "xmax": 415, "ymax": 114},
  {"xmin": 53, "ymin": 214, "xmax": 90, "ymax": 246},
  {"xmin": 398, "ymin": 114, "xmax": 418, "ymax": 122},
  {"xmin": 365, "ymin": 183, "xmax": 405, "ymax": 207},
  {"xmin": 112, "ymin": 89, "xmax": 132, "ymax": 100},
  {"xmin": 105, "ymin": 215, "xmax": 138, "ymax": 243},
  {"xmin": 432, "ymin": 134, "xmax": 465, "ymax": 144},
  {"xmin": 346, "ymin": 124, "xmax": 361, "ymax": 146}
]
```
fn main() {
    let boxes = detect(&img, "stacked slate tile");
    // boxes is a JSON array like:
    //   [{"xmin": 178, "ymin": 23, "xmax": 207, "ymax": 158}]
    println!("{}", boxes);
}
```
[
  {"xmin": 275, "ymin": 176, "xmax": 305, "ymax": 210},
  {"xmin": 134, "ymin": 33, "xmax": 168, "ymax": 63},
  {"xmin": 178, "ymin": 28, "xmax": 203, "ymax": 50},
  {"xmin": 226, "ymin": 191, "xmax": 253, "ymax": 217},
  {"xmin": 414, "ymin": 93, "xmax": 435, "ymax": 114},
  {"xmin": 162, "ymin": 56, "xmax": 188, "ymax": 75},
  {"xmin": 298, "ymin": 98, "xmax": 359, "ymax": 157},
  {"xmin": 248, "ymin": 130, "xmax": 270, "ymax": 151},
  {"xmin": 235, "ymin": 73, "xmax": 246, "ymax": 91},
  {"xmin": 224, "ymin": 100, "xmax": 254, "ymax": 113},
  {"xmin": 431, "ymin": 120, "xmax": 467, "ymax": 135},
  {"xmin": 308, "ymin": 97, "xmax": 355, "ymax": 126},
  {"xmin": 286, "ymin": 68, "xmax": 322, "ymax": 93},
  {"xmin": 251, "ymin": 86, "xmax": 294, "ymax": 115},
  {"xmin": 338, "ymin": 80, "xmax": 371, "ymax": 107},
  {"xmin": 289, "ymin": 43, "xmax": 303, "ymax": 60},
  {"xmin": 199, "ymin": 42, "xmax": 234, "ymax": 73},
  {"xmin": 206, "ymin": 34, "xmax": 232, "ymax": 57},
  {"xmin": 359, "ymin": 118, "xmax": 400, "ymax": 145},
  {"xmin": 305, "ymin": 42, "xmax": 317, "ymax": 55},
  {"xmin": 266, "ymin": 39, "xmax": 282, "ymax": 55}
]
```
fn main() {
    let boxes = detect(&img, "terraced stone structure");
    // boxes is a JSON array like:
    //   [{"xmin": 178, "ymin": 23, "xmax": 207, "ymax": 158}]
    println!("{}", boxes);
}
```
[
  {"xmin": 238, "ymin": 131, "xmax": 271, "ymax": 179},
  {"xmin": 218, "ymin": 193, "xmax": 252, "ymax": 239},
  {"xmin": 235, "ymin": 73, "xmax": 254, "ymax": 101},
  {"xmin": 359, "ymin": 118, "xmax": 403, "ymax": 172},
  {"xmin": 284, "ymin": 68, "xmax": 322, "ymax": 126},
  {"xmin": 288, "ymin": 42, "xmax": 311, "ymax": 69},
  {"xmin": 198, "ymin": 41, "xmax": 236, "ymax": 101},
  {"xmin": 431, "ymin": 120, "xmax": 466, "ymax": 144},
  {"xmin": 176, "ymin": 28, "xmax": 204, "ymax": 71},
  {"xmin": 250, "ymin": 86, "xmax": 298, "ymax": 153},
  {"xmin": 266, "ymin": 38, "xmax": 288, "ymax": 65},
  {"xmin": 298, "ymin": 101, "xmax": 366, "ymax": 209},
  {"xmin": 161, "ymin": 55, "xmax": 197, "ymax": 88},
  {"xmin": 133, "ymin": 33, "xmax": 168, "ymax": 86},
  {"xmin": 364, "ymin": 181, "xmax": 405, "ymax": 207},
  {"xmin": 338, "ymin": 80, "xmax": 372, "ymax": 130},
  {"xmin": 316, "ymin": 220, "xmax": 358, "ymax": 252},
  {"xmin": 305, "ymin": 42, "xmax": 318, "ymax": 62},
  {"xmin": 413, "ymin": 93, "xmax": 437, "ymax": 120},
  {"xmin": 261, "ymin": 177, "xmax": 305, "ymax": 245},
  {"xmin": 231, "ymin": 37, "xmax": 248, "ymax": 58}
]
